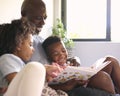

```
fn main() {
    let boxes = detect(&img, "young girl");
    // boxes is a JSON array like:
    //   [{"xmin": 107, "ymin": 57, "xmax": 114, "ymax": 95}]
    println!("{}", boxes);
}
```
[
  {"xmin": 42, "ymin": 35, "xmax": 120, "ymax": 95},
  {"xmin": 0, "ymin": 19, "xmax": 67, "ymax": 96}
]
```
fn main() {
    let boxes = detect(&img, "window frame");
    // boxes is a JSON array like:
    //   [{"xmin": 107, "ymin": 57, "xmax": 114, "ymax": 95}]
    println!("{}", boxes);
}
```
[{"xmin": 61, "ymin": 0, "xmax": 111, "ymax": 41}]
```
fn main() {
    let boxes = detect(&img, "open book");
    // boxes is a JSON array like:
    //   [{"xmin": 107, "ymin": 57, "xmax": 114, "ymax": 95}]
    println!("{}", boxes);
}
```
[{"xmin": 50, "ymin": 57, "xmax": 111, "ymax": 84}]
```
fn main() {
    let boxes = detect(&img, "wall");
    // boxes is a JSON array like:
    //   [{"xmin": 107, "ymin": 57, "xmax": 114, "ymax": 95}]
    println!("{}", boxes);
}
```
[
  {"xmin": 0, "ymin": 0, "xmax": 24, "ymax": 24},
  {"xmin": 0, "ymin": 0, "xmax": 53, "ymax": 39},
  {"xmin": 73, "ymin": 42, "xmax": 120, "ymax": 67}
]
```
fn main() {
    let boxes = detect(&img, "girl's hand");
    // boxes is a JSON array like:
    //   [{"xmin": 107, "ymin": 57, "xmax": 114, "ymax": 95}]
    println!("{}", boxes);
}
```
[
  {"xmin": 45, "ymin": 64, "xmax": 63, "ymax": 82},
  {"xmin": 0, "ymin": 87, "xmax": 7, "ymax": 94}
]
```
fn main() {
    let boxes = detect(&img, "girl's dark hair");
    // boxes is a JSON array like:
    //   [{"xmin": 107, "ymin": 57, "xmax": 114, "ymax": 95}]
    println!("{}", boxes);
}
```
[
  {"xmin": 42, "ymin": 36, "xmax": 61, "ymax": 54},
  {"xmin": 0, "ymin": 18, "xmax": 35, "ymax": 56}
]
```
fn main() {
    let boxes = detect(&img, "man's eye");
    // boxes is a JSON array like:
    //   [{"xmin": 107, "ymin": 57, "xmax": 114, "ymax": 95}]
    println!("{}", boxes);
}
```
[
  {"xmin": 36, "ymin": 16, "xmax": 47, "ymax": 20},
  {"xmin": 35, "ymin": 17, "xmax": 42, "ymax": 20}
]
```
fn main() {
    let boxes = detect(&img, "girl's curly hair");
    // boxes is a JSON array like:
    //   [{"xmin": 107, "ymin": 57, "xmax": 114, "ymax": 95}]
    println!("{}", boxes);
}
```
[{"xmin": 0, "ymin": 18, "xmax": 35, "ymax": 56}]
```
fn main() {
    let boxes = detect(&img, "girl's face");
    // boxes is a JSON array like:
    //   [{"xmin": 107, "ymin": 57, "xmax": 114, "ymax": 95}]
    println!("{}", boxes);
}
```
[
  {"xmin": 15, "ymin": 34, "xmax": 34, "ymax": 62},
  {"xmin": 47, "ymin": 41, "xmax": 68, "ymax": 66}
]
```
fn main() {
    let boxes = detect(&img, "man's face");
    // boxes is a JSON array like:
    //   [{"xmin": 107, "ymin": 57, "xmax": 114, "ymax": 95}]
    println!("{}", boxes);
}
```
[{"xmin": 26, "ymin": 6, "xmax": 47, "ymax": 33}]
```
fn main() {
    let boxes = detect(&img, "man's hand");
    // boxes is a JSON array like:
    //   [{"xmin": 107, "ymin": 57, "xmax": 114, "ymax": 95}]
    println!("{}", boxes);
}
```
[{"xmin": 62, "ymin": 79, "xmax": 89, "ymax": 91}]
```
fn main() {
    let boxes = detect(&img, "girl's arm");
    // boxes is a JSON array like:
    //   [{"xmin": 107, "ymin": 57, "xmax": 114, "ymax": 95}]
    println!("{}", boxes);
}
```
[{"xmin": 5, "ymin": 72, "xmax": 17, "ymax": 84}]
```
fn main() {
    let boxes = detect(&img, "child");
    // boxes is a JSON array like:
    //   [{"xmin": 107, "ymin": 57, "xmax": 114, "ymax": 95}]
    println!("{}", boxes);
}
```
[
  {"xmin": 0, "ymin": 19, "xmax": 67, "ymax": 96},
  {"xmin": 42, "ymin": 35, "xmax": 120, "ymax": 94}
]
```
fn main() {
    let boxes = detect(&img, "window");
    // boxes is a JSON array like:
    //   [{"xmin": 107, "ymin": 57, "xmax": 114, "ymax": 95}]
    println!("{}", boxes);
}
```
[
  {"xmin": 62, "ymin": 0, "xmax": 111, "ymax": 41},
  {"xmin": 111, "ymin": 0, "xmax": 120, "ymax": 42}
]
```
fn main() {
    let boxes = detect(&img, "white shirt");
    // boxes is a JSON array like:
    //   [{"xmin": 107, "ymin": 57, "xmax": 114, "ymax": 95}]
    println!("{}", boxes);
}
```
[
  {"xmin": 30, "ymin": 35, "xmax": 49, "ymax": 64},
  {"xmin": 0, "ymin": 54, "xmax": 25, "ymax": 88}
]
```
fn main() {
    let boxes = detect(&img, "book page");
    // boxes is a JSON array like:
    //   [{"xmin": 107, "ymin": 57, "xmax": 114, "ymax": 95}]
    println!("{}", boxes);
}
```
[
  {"xmin": 90, "ymin": 57, "xmax": 111, "ymax": 72},
  {"xmin": 50, "ymin": 66, "xmax": 97, "ymax": 84},
  {"xmin": 50, "ymin": 57, "xmax": 111, "ymax": 84}
]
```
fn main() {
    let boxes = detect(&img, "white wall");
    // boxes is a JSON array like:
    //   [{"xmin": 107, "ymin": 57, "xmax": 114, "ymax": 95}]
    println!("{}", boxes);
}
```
[
  {"xmin": 0, "ymin": 0, "xmax": 24, "ymax": 24},
  {"xmin": 73, "ymin": 42, "xmax": 120, "ymax": 67},
  {"xmin": 0, "ymin": 0, "xmax": 53, "ymax": 39}
]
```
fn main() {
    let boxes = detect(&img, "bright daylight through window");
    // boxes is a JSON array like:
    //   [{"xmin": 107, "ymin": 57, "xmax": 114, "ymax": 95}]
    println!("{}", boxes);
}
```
[
  {"xmin": 64, "ymin": 0, "xmax": 120, "ymax": 42},
  {"xmin": 66, "ymin": 0, "xmax": 108, "ymax": 41}
]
